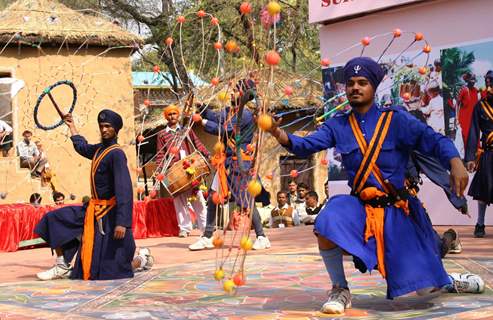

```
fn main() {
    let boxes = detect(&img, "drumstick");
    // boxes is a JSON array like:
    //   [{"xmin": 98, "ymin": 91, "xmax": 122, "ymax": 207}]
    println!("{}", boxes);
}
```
[{"xmin": 46, "ymin": 91, "xmax": 65, "ymax": 119}]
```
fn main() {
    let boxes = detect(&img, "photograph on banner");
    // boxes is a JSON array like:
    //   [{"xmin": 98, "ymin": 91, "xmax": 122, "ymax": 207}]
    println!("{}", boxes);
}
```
[
  {"xmin": 322, "ymin": 48, "xmax": 443, "ymax": 181},
  {"xmin": 440, "ymin": 39, "xmax": 493, "ymax": 157}
]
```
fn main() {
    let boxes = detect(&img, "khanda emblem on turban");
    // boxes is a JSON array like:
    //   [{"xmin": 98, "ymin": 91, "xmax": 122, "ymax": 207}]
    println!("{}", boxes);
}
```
[{"xmin": 354, "ymin": 65, "xmax": 362, "ymax": 74}]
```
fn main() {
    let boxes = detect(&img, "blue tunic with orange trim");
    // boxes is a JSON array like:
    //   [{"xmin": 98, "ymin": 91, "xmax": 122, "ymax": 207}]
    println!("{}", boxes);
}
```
[
  {"xmin": 34, "ymin": 135, "xmax": 135, "ymax": 280},
  {"xmin": 285, "ymin": 104, "xmax": 459, "ymax": 299}
]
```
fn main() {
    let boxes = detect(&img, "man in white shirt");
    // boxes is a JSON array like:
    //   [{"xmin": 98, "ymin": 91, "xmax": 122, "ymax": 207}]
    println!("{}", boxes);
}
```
[
  {"xmin": 16, "ymin": 130, "xmax": 47, "ymax": 177},
  {"xmin": 422, "ymin": 81, "xmax": 445, "ymax": 134},
  {"xmin": 0, "ymin": 119, "xmax": 13, "ymax": 157}
]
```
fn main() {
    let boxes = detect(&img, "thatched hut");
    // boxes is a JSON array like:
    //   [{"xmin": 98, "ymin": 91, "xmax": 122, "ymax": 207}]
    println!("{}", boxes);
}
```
[{"xmin": 0, "ymin": 0, "xmax": 142, "ymax": 203}]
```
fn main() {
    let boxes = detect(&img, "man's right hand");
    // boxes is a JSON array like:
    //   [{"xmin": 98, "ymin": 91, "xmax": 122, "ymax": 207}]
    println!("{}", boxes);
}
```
[
  {"xmin": 63, "ymin": 113, "xmax": 79, "ymax": 136},
  {"xmin": 466, "ymin": 161, "xmax": 476, "ymax": 173}
]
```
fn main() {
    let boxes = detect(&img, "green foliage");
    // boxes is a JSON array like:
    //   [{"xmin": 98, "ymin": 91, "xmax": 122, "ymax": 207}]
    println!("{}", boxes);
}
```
[{"xmin": 441, "ymin": 47, "xmax": 475, "ymax": 99}]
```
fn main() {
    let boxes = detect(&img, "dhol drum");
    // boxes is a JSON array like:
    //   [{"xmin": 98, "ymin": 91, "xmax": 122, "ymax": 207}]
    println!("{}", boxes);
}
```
[{"xmin": 162, "ymin": 151, "xmax": 211, "ymax": 196}]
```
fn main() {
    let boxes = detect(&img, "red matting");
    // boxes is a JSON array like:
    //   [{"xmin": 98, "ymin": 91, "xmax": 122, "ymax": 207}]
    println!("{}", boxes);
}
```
[{"xmin": 0, "ymin": 198, "xmax": 178, "ymax": 252}]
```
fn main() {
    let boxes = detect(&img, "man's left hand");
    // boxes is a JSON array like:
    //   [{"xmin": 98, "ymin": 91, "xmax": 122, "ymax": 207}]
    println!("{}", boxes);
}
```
[
  {"xmin": 449, "ymin": 157, "xmax": 469, "ymax": 197},
  {"xmin": 114, "ymin": 225, "xmax": 126, "ymax": 239}
]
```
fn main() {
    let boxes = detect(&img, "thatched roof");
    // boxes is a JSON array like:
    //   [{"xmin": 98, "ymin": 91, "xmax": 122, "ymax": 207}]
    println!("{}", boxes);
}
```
[
  {"xmin": 0, "ymin": 0, "xmax": 143, "ymax": 46},
  {"xmin": 195, "ymin": 68, "xmax": 324, "ymax": 111}
]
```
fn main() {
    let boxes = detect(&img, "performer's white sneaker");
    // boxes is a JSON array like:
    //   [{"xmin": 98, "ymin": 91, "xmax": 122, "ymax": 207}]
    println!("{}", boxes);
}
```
[
  {"xmin": 189, "ymin": 236, "xmax": 214, "ymax": 251},
  {"xmin": 36, "ymin": 264, "xmax": 71, "ymax": 281},
  {"xmin": 138, "ymin": 247, "xmax": 154, "ymax": 270},
  {"xmin": 447, "ymin": 273, "xmax": 485, "ymax": 293},
  {"xmin": 321, "ymin": 287, "xmax": 352, "ymax": 314},
  {"xmin": 252, "ymin": 236, "xmax": 271, "ymax": 250}
]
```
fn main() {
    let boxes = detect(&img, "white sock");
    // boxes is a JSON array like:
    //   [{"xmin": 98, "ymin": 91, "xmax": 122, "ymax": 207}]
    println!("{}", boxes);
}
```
[
  {"xmin": 137, "ymin": 254, "xmax": 147, "ymax": 268},
  {"xmin": 56, "ymin": 256, "xmax": 66, "ymax": 266}
]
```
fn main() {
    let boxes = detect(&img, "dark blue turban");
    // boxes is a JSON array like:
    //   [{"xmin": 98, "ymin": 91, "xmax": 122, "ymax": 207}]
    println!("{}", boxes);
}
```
[
  {"xmin": 343, "ymin": 57, "xmax": 384, "ymax": 90},
  {"xmin": 98, "ymin": 109, "xmax": 123, "ymax": 133}
]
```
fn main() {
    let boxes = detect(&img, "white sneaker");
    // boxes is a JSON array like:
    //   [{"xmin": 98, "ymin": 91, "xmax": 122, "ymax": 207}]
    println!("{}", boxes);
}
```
[
  {"xmin": 188, "ymin": 236, "xmax": 214, "ymax": 251},
  {"xmin": 321, "ymin": 287, "xmax": 352, "ymax": 314},
  {"xmin": 138, "ymin": 247, "xmax": 154, "ymax": 270},
  {"xmin": 37, "ymin": 264, "xmax": 71, "ymax": 281},
  {"xmin": 447, "ymin": 273, "xmax": 485, "ymax": 293},
  {"xmin": 252, "ymin": 236, "xmax": 271, "ymax": 250}
]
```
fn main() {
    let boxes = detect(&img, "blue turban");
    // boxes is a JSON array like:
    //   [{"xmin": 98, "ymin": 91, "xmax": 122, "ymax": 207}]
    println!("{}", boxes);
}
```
[
  {"xmin": 343, "ymin": 57, "xmax": 384, "ymax": 90},
  {"xmin": 98, "ymin": 109, "xmax": 123, "ymax": 133}
]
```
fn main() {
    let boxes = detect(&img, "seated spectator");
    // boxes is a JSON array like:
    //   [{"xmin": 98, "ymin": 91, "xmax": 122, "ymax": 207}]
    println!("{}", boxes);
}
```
[
  {"xmin": 53, "ymin": 191, "xmax": 65, "ymax": 205},
  {"xmin": 29, "ymin": 193, "xmax": 42, "ymax": 206},
  {"xmin": 302, "ymin": 191, "xmax": 323, "ymax": 225},
  {"xmin": 287, "ymin": 180, "xmax": 298, "ymax": 204},
  {"xmin": 17, "ymin": 130, "xmax": 47, "ymax": 178},
  {"xmin": 269, "ymin": 191, "xmax": 296, "ymax": 228},
  {"xmin": 0, "ymin": 119, "xmax": 13, "ymax": 157},
  {"xmin": 293, "ymin": 182, "xmax": 309, "ymax": 222}
]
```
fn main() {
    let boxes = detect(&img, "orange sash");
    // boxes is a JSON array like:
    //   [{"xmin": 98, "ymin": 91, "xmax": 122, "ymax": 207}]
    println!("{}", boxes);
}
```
[
  {"xmin": 211, "ymin": 152, "xmax": 229, "ymax": 198},
  {"xmin": 80, "ymin": 145, "xmax": 119, "ymax": 280},
  {"xmin": 348, "ymin": 111, "xmax": 408, "ymax": 278}
]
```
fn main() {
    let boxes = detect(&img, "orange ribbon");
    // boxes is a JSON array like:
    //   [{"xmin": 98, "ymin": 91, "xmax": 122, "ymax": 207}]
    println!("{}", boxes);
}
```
[
  {"xmin": 360, "ymin": 187, "xmax": 409, "ymax": 278},
  {"xmin": 80, "ymin": 145, "xmax": 120, "ymax": 280},
  {"xmin": 211, "ymin": 152, "xmax": 228, "ymax": 198}
]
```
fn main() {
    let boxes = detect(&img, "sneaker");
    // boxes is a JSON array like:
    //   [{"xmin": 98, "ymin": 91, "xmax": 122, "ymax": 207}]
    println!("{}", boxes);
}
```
[
  {"xmin": 36, "ymin": 264, "xmax": 71, "ymax": 281},
  {"xmin": 252, "ymin": 236, "xmax": 271, "ymax": 250},
  {"xmin": 445, "ymin": 229, "xmax": 462, "ymax": 254},
  {"xmin": 188, "ymin": 236, "xmax": 214, "ymax": 251},
  {"xmin": 447, "ymin": 273, "xmax": 485, "ymax": 293},
  {"xmin": 178, "ymin": 230, "xmax": 189, "ymax": 238},
  {"xmin": 474, "ymin": 224, "xmax": 485, "ymax": 238},
  {"xmin": 138, "ymin": 247, "xmax": 154, "ymax": 270},
  {"xmin": 321, "ymin": 287, "xmax": 352, "ymax": 314}
]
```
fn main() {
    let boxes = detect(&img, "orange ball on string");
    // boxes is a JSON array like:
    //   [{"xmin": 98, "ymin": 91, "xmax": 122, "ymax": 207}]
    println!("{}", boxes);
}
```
[
  {"xmin": 165, "ymin": 37, "xmax": 173, "ymax": 46},
  {"xmin": 321, "ymin": 158, "xmax": 328, "ymax": 166},
  {"xmin": 266, "ymin": 1, "xmax": 281, "ymax": 16},
  {"xmin": 321, "ymin": 58, "xmax": 331, "ymax": 67},
  {"xmin": 177, "ymin": 15, "xmax": 186, "ymax": 23},
  {"xmin": 290, "ymin": 169, "xmax": 298, "ymax": 178},
  {"xmin": 211, "ymin": 17, "xmax": 219, "ymax": 25},
  {"xmin": 136, "ymin": 186, "xmax": 144, "ymax": 194},
  {"xmin": 143, "ymin": 99, "xmax": 150, "ymax": 106},
  {"xmin": 283, "ymin": 86, "xmax": 294, "ymax": 96},
  {"xmin": 153, "ymin": 65, "xmax": 160, "ymax": 73},
  {"xmin": 136, "ymin": 167, "xmax": 143, "ymax": 174},
  {"xmin": 233, "ymin": 273, "xmax": 246, "ymax": 286},
  {"xmin": 170, "ymin": 146, "xmax": 179, "ymax": 155},
  {"xmin": 247, "ymin": 180, "xmax": 262, "ymax": 197},
  {"xmin": 192, "ymin": 113, "xmax": 202, "ymax": 123},
  {"xmin": 265, "ymin": 50, "xmax": 281, "ymax": 66},
  {"xmin": 240, "ymin": 2, "xmax": 252, "ymax": 15},
  {"xmin": 418, "ymin": 67, "xmax": 427, "ymax": 75},
  {"xmin": 223, "ymin": 279, "xmax": 236, "ymax": 293},
  {"xmin": 156, "ymin": 173, "xmax": 164, "ymax": 181},
  {"xmin": 225, "ymin": 40, "xmax": 238, "ymax": 53},
  {"xmin": 415, "ymin": 32, "xmax": 424, "ymax": 41},
  {"xmin": 214, "ymin": 42, "xmax": 222, "ymax": 50},
  {"xmin": 423, "ymin": 44, "xmax": 432, "ymax": 53},
  {"xmin": 212, "ymin": 236, "xmax": 224, "ymax": 248},
  {"xmin": 246, "ymin": 144, "xmax": 255, "ymax": 152},
  {"xmin": 257, "ymin": 114, "xmax": 273, "ymax": 131},
  {"xmin": 214, "ymin": 141, "xmax": 225, "ymax": 154},
  {"xmin": 361, "ymin": 36, "xmax": 371, "ymax": 46},
  {"xmin": 393, "ymin": 28, "xmax": 402, "ymax": 38},
  {"xmin": 137, "ymin": 135, "xmax": 145, "ymax": 143},
  {"xmin": 197, "ymin": 10, "xmax": 206, "ymax": 18},
  {"xmin": 211, "ymin": 77, "xmax": 220, "ymax": 86},
  {"xmin": 402, "ymin": 92, "xmax": 411, "ymax": 101}
]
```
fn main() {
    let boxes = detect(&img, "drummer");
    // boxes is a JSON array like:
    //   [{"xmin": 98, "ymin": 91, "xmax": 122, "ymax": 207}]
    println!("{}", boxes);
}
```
[{"xmin": 155, "ymin": 104, "xmax": 210, "ymax": 237}]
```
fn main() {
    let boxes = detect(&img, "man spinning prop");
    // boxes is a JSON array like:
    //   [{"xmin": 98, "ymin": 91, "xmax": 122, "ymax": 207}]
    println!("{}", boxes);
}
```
[
  {"xmin": 35, "ymin": 110, "xmax": 152, "ymax": 280},
  {"xmin": 265, "ymin": 57, "xmax": 469, "ymax": 314}
]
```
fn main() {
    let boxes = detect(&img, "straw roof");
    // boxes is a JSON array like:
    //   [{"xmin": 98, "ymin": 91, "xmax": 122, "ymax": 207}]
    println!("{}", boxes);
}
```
[
  {"xmin": 195, "ymin": 68, "xmax": 324, "ymax": 111},
  {"xmin": 0, "ymin": 0, "xmax": 143, "ymax": 46}
]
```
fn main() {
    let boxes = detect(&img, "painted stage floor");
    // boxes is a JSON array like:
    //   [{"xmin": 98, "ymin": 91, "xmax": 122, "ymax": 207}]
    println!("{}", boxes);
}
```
[{"xmin": 0, "ymin": 247, "xmax": 492, "ymax": 320}]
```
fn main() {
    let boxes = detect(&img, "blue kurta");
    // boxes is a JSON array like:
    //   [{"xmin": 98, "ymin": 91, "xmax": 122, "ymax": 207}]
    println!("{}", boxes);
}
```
[
  {"xmin": 286, "ymin": 104, "xmax": 459, "ymax": 299},
  {"xmin": 35, "ymin": 135, "xmax": 135, "ymax": 280},
  {"xmin": 203, "ymin": 107, "xmax": 269, "ymax": 207}
]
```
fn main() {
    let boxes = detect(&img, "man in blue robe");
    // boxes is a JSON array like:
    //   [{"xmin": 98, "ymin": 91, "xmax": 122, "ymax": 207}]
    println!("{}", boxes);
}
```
[
  {"xmin": 35, "ymin": 110, "xmax": 152, "ymax": 280},
  {"xmin": 266, "ymin": 57, "xmax": 470, "ymax": 314},
  {"xmin": 189, "ymin": 79, "xmax": 271, "ymax": 251}
]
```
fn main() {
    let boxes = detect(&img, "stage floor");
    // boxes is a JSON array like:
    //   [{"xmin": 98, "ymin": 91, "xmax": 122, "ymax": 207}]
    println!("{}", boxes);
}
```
[{"xmin": 0, "ymin": 226, "xmax": 491, "ymax": 319}]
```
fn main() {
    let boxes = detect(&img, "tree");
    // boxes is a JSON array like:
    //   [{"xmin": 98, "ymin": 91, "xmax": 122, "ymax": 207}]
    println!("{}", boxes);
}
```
[{"xmin": 441, "ymin": 47, "xmax": 475, "ymax": 100}]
